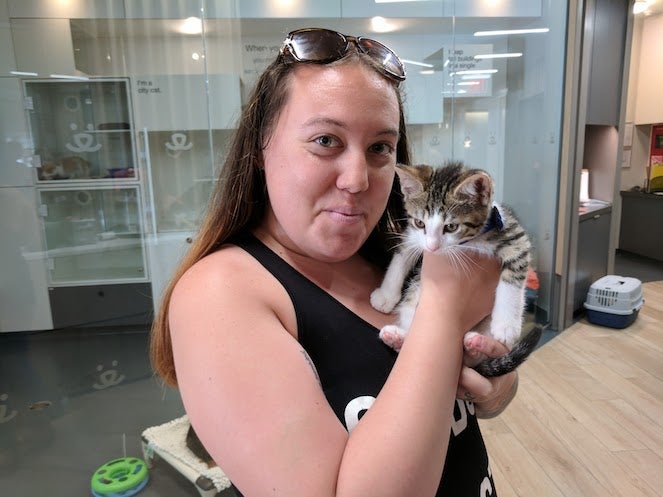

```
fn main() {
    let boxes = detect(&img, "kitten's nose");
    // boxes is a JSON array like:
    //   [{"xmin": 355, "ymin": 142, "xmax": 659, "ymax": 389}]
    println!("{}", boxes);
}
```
[{"xmin": 425, "ymin": 238, "xmax": 440, "ymax": 251}]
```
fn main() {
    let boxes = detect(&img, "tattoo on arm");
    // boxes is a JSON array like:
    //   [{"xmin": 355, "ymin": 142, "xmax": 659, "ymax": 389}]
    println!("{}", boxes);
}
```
[{"xmin": 301, "ymin": 349, "xmax": 321, "ymax": 386}]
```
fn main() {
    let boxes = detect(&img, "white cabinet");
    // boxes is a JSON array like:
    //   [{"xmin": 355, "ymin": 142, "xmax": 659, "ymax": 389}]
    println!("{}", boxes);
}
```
[
  {"xmin": 0, "ymin": 78, "xmax": 33, "ymax": 187},
  {"xmin": 37, "ymin": 186, "xmax": 147, "ymax": 285},
  {"xmin": 585, "ymin": 0, "xmax": 629, "ymax": 125},
  {"xmin": 10, "ymin": 19, "xmax": 78, "ymax": 77},
  {"xmin": 132, "ymin": 74, "xmax": 241, "ymax": 131},
  {"xmin": 140, "ymin": 129, "xmax": 232, "ymax": 232},
  {"xmin": 24, "ymin": 78, "xmax": 148, "ymax": 287},
  {"xmin": 25, "ymin": 79, "xmax": 137, "ymax": 182},
  {"xmin": 0, "ymin": 186, "xmax": 52, "ymax": 332},
  {"xmin": 634, "ymin": 14, "xmax": 663, "ymax": 125},
  {"xmin": 0, "ymin": 2, "xmax": 15, "ymax": 78}
]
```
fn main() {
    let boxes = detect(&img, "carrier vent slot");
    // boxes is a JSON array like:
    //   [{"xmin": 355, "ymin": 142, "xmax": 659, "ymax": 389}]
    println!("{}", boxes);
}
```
[{"xmin": 596, "ymin": 289, "xmax": 618, "ymax": 307}]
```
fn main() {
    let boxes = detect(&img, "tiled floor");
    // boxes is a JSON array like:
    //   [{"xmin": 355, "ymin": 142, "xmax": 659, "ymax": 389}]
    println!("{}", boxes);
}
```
[
  {"xmin": 1, "ymin": 250, "xmax": 660, "ymax": 497},
  {"xmin": 0, "ymin": 327, "xmax": 235, "ymax": 497}
]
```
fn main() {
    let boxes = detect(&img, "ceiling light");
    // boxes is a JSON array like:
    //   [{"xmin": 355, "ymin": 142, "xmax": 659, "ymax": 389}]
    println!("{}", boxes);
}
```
[
  {"xmin": 451, "ymin": 69, "xmax": 498, "ymax": 76},
  {"xmin": 179, "ymin": 17, "xmax": 202, "ymax": 35},
  {"xmin": 633, "ymin": 0, "xmax": 649, "ymax": 14},
  {"xmin": 401, "ymin": 59, "xmax": 434, "ymax": 68},
  {"xmin": 49, "ymin": 74, "xmax": 89, "ymax": 80},
  {"xmin": 458, "ymin": 81, "xmax": 480, "ymax": 86},
  {"xmin": 474, "ymin": 28, "xmax": 549, "ymax": 37},
  {"xmin": 371, "ymin": 16, "xmax": 396, "ymax": 33},
  {"xmin": 11, "ymin": 70, "xmax": 38, "ymax": 77},
  {"xmin": 474, "ymin": 52, "xmax": 523, "ymax": 59},
  {"xmin": 462, "ymin": 74, "xmax": 491, "ymax": 80}
]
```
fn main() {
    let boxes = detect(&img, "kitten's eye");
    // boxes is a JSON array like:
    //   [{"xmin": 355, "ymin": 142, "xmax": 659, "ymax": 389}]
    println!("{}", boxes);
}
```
[
  {"xmin": 444, "ymin": 223, "xmax": 459, "ymax": 233},
  {"xmin": 413, "ymin": 219, "xmax": 425, "ymax": 229}
]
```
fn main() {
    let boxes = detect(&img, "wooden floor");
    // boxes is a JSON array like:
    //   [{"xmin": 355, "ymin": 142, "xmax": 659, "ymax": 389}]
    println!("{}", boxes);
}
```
[{"xmin": 480, "ymin": 280, "xmax": 663, "ymax": 497}]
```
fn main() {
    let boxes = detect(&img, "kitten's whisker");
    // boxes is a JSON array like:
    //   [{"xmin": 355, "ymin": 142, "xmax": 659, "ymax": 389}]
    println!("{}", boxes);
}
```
[{"xmin": 447, "ymin": 247, "xmax": 479, "ymax": 277}]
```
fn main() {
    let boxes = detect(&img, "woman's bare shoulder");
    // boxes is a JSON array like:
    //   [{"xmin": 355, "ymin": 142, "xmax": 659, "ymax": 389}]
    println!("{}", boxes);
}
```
[
  {"xmin": 169, "ymin": 243, "xmax": 296, "ymax": 337},
  {"xmin": 176, "ymin": 244, "xmax": 257, "ymax": 289}
]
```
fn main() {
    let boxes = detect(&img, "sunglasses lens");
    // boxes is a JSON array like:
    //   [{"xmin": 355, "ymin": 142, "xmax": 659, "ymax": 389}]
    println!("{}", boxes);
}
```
[
  {"xmin": 283, "ymin": 28, "xmax": 405, "ymax": 82},
  {"xmin": 289, "ymin": 29, "xmax": 346, "ymax": 62},
  {"xmin": 358, "ymin": 39, "xmax": 406, "ymax": 80}
]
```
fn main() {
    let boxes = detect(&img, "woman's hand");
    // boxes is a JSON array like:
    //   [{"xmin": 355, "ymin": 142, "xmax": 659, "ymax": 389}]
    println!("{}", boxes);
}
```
[
  {"xmin": 457, "ymin": 333, "xmax": 519, "ymax": 418},
  {"xmin": 419, "ymin": 250, "xmax": 501, "ymax": 334}
]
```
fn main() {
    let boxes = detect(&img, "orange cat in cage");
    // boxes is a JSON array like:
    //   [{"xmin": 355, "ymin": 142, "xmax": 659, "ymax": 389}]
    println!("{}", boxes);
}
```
[{"xmin": 37, "ymin": 156, "xmax": 91, "ymax": 180}]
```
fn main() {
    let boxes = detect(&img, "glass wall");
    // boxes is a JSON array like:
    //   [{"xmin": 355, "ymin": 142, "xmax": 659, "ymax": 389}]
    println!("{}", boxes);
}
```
[
  {"xmin": 0, "ymin": 1, "xmax": 568, "ymax": 494},
  {"xmin": 0, "ymin": 0, "xmax": 567, "ymax": 332}
]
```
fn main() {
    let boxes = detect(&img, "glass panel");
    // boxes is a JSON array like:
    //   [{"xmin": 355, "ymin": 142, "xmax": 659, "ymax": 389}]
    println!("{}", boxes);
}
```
[
  {"xmin": 0, "ymin": 5, "xmax": 568, "ymax": 328},
  {"xmin": 143, "ymin": 129, "xmax": 232, "ymax": 232},
  {"xmin": 39, "ymin": 187, "xmax": 146, "ymax": 283},
  {"xmin": 24, "ymin": 79, "xmax": 137, "ymax": 181},
  {"xmin": 1, "ymin": 2, "xmax": 573, "ymax": 496}
]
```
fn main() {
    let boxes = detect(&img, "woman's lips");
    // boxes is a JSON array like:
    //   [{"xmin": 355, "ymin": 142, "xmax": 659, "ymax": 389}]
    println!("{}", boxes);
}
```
[{"xmin": 325, "ymin": 207, "xmax": 365, "ymax": 224}]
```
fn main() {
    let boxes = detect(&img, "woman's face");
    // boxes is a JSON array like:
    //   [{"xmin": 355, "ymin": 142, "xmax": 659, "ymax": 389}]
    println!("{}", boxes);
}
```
[{"xmin": 261, "ymin": 61, "xmax": 401, "ymax": 262}]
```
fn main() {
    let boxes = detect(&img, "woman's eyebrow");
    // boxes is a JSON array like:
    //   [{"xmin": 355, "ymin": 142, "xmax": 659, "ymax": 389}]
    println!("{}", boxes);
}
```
[
  {"xmin": 301, "ymin": 116, "xmax": 347, "ymax": 129},
  {"xmin": 302, "ymin": 116, "xmax": 399, "ymax": 138}
]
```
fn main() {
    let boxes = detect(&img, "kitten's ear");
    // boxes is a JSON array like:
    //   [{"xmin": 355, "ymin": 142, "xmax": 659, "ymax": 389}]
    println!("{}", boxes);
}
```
[
  {"xmin": 455, "ymin": 172, "xmax": 493, "ymax": 206},
  {"xmin": 395, "ymin": 164, "xmax": 432, "ymax": 199}
]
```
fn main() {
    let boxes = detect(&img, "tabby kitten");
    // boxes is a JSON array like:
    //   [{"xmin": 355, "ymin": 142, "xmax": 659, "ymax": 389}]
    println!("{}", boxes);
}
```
[{"xmin": 370, "ymin": 161, "xmax": 541, "ymax": 377}]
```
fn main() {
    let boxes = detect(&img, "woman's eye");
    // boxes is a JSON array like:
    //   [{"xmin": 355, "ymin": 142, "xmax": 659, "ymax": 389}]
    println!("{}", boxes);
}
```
[
  {"xmin": 370, "ymin": 142, "xmax": 395, "ymax": 156},
  {"xmin": 314, "ymin": 135, "xmax": 338, "ymax": 148},
  {"xmin": 413, "ymin": 219, "xmax": 425, "ymax": 229},
  {"xmin": 444, "ymin": 223, "xmax": 458, "ymax": 233}
]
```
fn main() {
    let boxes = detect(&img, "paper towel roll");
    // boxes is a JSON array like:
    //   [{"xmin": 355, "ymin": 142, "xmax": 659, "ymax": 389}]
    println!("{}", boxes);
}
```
[{"xmin": 580, "ymin": 169, "xmax": 590, "ymax": 204}]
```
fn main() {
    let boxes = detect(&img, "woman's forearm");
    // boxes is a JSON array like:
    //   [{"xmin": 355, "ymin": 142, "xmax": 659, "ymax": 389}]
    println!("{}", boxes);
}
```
[{"xmin": 336, "ymin": 284, "xmax": 466, "ymax": 497}]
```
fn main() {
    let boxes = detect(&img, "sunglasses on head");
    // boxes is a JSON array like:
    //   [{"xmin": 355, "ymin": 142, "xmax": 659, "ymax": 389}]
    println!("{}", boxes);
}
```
[{"xmin": 280, "ymin": 28, "xmax": 406, "ymax": 83}]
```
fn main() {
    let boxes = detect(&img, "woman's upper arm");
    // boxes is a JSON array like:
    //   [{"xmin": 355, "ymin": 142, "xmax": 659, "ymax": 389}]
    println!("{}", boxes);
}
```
[{"xmin": 168, "ymin": 249, "xmax": 347, "ymax": 496}]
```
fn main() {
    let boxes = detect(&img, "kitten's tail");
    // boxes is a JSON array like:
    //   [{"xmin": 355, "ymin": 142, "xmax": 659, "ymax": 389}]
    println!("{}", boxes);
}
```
[{"xmin": 473, "ymin": 326, "xmax": 543, "ymax": 378}]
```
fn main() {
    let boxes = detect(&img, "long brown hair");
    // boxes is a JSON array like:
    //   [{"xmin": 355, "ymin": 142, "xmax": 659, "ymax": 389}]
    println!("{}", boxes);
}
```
[{"xmin": 150, "ymin": 51, "xmax": 412, "ymax": 386}]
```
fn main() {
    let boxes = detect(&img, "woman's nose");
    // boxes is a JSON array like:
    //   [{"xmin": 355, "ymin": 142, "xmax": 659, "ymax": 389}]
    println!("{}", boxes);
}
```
[{"xmin": 336, "ymin": 152, "xmax": 369, "ymax": 193}]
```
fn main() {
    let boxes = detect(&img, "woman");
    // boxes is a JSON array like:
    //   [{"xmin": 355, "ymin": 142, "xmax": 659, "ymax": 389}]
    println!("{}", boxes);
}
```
[{"xmin": 151, "ymin": 28, "xmax": 517, "ymax": 496}]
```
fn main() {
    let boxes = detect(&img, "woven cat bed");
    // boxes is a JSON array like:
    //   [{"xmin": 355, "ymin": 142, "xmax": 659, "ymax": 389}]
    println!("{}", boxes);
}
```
[{"xmin": 141, "ymin": 415, "xmax": 232, "ymax": 497}]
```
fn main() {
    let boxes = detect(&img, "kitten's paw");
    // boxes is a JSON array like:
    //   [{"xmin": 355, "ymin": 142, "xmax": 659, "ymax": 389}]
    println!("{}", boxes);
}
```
[
  {"xmin": 379, "ymin": 325, "xmax": 406, "ymax": 352},
  {"xmin": 370, "ymin": 288, "xmax": 400, "ymax": 314},
  {"xmin": 463, "ymin": 331, "xmax": 488, "ymax": 367},
  {"xmin": 490, "ymin": 324, "xmax": 521, "ymax": 349},
  {"xmin": 463, "ymin": 331, "xmax": 481, "ymax": 349}
]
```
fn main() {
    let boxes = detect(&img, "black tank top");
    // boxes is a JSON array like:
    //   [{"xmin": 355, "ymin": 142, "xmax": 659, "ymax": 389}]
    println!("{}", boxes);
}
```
[{"xmin": 230, "ymin": 232, "xmax": 497, "ymax": 496}]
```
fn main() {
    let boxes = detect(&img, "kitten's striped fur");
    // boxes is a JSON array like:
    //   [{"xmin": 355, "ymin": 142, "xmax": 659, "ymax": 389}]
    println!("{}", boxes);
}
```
[{"xmin": 371, "ymin": 161, "xmax": 541, "ymax": 377}]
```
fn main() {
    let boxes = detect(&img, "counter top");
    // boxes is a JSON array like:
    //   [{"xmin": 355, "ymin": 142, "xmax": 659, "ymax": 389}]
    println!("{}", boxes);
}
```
[
  {"xmin": 579, "ymin": 199, "xmax": 611, "ymax": 220},
  {"xmin": 620, "ymin": 190, "xmax": 663, "ymax": 200}
]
